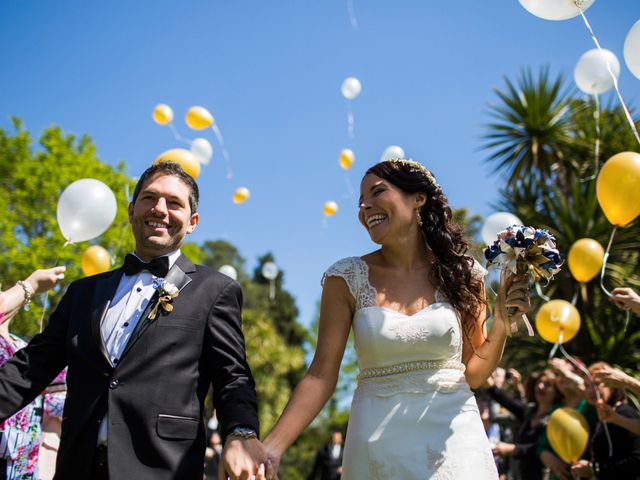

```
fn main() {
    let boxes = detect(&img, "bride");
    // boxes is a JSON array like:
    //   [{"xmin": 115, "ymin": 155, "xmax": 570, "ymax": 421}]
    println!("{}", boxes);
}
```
[{"xmin": 263, "ymin": 159, "xmax": 530, "ymax": 478}]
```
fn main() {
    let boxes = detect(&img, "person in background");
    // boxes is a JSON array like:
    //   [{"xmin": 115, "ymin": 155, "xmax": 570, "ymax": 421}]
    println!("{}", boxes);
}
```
[
  {"xmin": 609, "ymin": 287, "xmax": 640, "ymax": 314},
  {"xmin": 0, "ymin": 268, "xmax": 66, "ymax": 323},
  {"xmin": 307, "ymin": 431, "xmax": 343, "ymax": 480},
  {"xmin": 203, "ymin": 431, "xmax": 222, "ymax": 480},
  {"xmin": 486, "ymin": 369, "xmax": 561, "ymax": 480},
  {"xmin": 538, "ymin": 358, "xmax": 597, "ymax": 480},
  {"xmin": 0, "ymin": 316, "xmax": 44, "ymax": 479},
  {"xmin": 571, "ymin": 361, "xmax": 640, "ymax": 479},
  {"xmin": 38, "ymin": 368, "xmax": 67, "ymax": 480},
  {"xmin": 477, "ymin": 396, "xmax": 508, "ymax": 480},
  {"xmin": 0, "ymin": 267, "xmax": 64, "ymax": 480}
]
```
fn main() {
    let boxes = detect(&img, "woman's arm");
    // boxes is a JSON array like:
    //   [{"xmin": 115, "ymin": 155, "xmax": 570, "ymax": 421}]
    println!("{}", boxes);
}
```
[
  {"xmin": 0, "ymin": 267, "xmax": 66, "ymax": 321},
  {"xmin": 463, "ymin": 274, "xmax": 530, "ymax": 389},
  {"xmin": 263, "ymin": 276, "xmax": 353, "ymax": 470}
]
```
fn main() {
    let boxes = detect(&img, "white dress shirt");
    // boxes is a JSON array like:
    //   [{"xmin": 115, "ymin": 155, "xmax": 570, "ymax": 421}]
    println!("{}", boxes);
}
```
[{"xmin": 97, "ymin": 250, "xmax": 181, "ymax": 446}]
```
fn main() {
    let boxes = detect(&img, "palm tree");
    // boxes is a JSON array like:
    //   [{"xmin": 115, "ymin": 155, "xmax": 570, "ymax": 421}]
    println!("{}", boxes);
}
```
[{"xmin": 482, "ymin": 68, "xmax": 640, "ymax": 373}]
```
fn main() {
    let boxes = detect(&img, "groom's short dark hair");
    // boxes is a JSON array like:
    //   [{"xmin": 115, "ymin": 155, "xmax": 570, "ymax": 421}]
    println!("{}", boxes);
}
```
[{"xmin": 131, "ymin": 162, "xmax": 199, "ymax": 214}]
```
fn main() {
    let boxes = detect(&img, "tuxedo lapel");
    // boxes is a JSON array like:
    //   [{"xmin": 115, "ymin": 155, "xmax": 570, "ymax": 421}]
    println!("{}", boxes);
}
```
[
  {"xmin": 90, "ymin": 269, "xmax": 124, "ymax": 372},
  {"xmin": 118, "ymin": 254, "xmax": 195, "ymax": 361}
]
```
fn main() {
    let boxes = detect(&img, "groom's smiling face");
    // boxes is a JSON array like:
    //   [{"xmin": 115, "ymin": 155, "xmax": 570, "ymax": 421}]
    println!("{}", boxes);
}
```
[{"xmin": 128, "ymin": 173, "xmax": 199, "ymax": 261}]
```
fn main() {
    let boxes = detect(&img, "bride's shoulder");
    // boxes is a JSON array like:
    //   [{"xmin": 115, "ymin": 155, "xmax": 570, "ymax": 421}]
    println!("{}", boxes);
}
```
[{"xmin": 323, "ymin": 256, "xmax": 364, "ymax": 277}]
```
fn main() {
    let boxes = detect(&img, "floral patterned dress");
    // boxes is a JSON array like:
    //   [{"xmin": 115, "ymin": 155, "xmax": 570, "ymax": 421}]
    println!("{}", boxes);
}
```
[{"xmin": 0, "ymin": 334, "xmax": 43, "ymax": 479}]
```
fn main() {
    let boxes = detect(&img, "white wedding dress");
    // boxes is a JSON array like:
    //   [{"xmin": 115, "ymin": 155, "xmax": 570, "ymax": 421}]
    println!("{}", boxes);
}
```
[{"xmin": 323, "ymin": 257, "xmax": 497, "ymax": 479}]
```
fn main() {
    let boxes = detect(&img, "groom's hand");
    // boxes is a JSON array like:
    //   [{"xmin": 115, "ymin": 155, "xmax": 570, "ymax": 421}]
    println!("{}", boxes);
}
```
[{"xmin": 220, "ymin": 437, "xmax": 267, "ymax": 480}]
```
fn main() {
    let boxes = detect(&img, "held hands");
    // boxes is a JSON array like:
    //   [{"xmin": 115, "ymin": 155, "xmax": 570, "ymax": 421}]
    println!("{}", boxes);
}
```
[
  {"xmin": 609, "ymin": 287, "xmax": 640, "ymax": 314},
  {"xmin": 25, "ymin": 266, "xmax": 66, "ymax": 294},
  {"xmin": 220, "ymin": 437, "xmax": 271, "ymax": 480}
]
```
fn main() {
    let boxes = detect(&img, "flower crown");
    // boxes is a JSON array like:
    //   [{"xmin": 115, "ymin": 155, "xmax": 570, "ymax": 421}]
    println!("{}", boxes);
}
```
[{"xmin": 387, "ymin": 158, "xmax": 440, "ymax": 189}]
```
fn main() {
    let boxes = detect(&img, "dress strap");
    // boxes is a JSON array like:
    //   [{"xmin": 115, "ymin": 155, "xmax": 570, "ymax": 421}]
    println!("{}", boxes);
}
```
[{"xmin": 321, "ymin": 257, "xmax": 376, "ymax": 310}]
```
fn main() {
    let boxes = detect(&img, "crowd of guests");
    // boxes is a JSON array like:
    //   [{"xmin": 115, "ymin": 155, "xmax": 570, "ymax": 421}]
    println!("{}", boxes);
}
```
[
  {"xmin": 1, "ymin": 265, "xmax": 639, "ymax": 480},
  {"xmin": 479, "ymin": 360, "xmax": 640, "ymax": 480}
]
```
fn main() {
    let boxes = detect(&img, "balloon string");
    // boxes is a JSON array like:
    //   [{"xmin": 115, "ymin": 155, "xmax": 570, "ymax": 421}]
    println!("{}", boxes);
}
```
[
  {"xmin": 580, "ymin": 93, "xmax": 601, "ymax": 182},
  {"xmin": 343, "ymin": 170, "xmax": 356, "ymax": 199},
  {"xmin": 599, "ymin": 226, "xmax": 617, "ymax": 297},
  {"xmin": 558, "ymin": 341, "xmax": 614, "ymax": 457},
  {"xmin": 571, "ymin": 285, "xmax": 579, "ymax": 306},
  {"xmin": 548, "ymin": 329, "xmax": 563, "ymax": 360},
  {"xmin": 347, "ymin": 0, "xmax": 358, "ymax": 30},
  {"xmin": 534, "ymin": 282, "xmax": 551, "ymax": 302},
  {"xmin": 211, "ymin": 124, "xmax": 233, "ymax": 179},
  {"xmin": 269, "ymin": 279, "xmax": 276, "ymax": 301},
  {"xmin": 347, "ymin": 101, "xmax": 355, "ymax": 139},
  {"xmin": 168, "ymin": 123, "xmax": 191, "ymax": 145},
  {"xmin": 577, "ymin": 7, "xmax": 640, "ymax": 145},
  {"xmin": 39, "ymin": 243, "xmax": 71, "ymax": 332}
]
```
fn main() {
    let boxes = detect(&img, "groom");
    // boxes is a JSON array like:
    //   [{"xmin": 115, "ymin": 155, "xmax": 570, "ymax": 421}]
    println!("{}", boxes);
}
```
[{"xmin": 0, "ymin": 162, "xmax": 264, "ymax": 479}]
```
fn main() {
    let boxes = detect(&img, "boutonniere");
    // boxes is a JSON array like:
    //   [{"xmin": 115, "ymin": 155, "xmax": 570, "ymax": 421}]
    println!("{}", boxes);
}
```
[{"xmin": 148, "ymin": 278, "xmax": 179, "ymax": 320}]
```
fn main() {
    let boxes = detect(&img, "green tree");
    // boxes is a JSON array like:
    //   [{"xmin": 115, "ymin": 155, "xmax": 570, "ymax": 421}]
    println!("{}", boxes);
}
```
[
  {"xmin": 482, "ymin": 68, "xmax": 640, "ymax": 373},
  {"xmin": 0, "ymin": 119, "xmax": 135, "ymax": 336}
]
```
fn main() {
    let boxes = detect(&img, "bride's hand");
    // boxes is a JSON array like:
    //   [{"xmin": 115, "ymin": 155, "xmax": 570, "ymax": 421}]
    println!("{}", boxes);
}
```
[{"xmin": 498, "ymin": 274, "xmax": 531, "ymax": 319}]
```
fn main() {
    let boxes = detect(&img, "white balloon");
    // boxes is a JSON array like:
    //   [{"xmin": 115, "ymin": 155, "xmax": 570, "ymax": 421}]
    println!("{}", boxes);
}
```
[
  {"xmin": 57, "ymin": 179, "xmax": 117, "ymax": 243},
  {"xmin": 218, "ymin": 265, "xmax": 238, "ymax": 281},
  {"xmin": 574, "ymin": 49, "xmax": 620, "ymax": 95},
  {"xmin": 481, "ymin": 212, "xmax": 524, "ymax": 246},
  {"xmin": 519, "ymin": 0, "xmax": 594, "ymax": 21},
  {"xmin": 191, "ymin": 138, "xmax": 213, "ymax": 165},
  {"xmin": 341, "ymin": 77, "xmax": 362, "ymax": 100},
  {"xmin": 624, "ymin": 20, "xmax": 640, "ymax": 80},
  {"xmin": 380, "ymin": 145, "xmax": 406, "ymax": 163},
  {"xmin": 261, "ymin": 261, "xmax": 279, "ymax": 280}
]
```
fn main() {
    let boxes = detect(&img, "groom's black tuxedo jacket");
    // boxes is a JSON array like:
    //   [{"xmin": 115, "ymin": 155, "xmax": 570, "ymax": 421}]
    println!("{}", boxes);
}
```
[{"xmin": 0, "ymin": 254, "xmax": 259, "ymax": 479}]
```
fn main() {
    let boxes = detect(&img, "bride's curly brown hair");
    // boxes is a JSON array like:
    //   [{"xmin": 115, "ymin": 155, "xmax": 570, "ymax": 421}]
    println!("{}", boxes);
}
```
[{"xmin": 365, "ymin": 160, "xmax": 486, "ymax": 342}]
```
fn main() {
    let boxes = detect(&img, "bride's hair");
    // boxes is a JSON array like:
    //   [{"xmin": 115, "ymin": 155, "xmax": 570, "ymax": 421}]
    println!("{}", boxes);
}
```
[{"xmin": 364, "ymin": 160, "xmax": 486, "ymax": 344}]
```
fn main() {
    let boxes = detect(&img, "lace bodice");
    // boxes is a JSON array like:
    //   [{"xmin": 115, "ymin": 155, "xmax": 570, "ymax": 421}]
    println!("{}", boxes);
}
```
[{"xmin": 322, "ymin": 256, "xmax": 486, "ymax": 373}]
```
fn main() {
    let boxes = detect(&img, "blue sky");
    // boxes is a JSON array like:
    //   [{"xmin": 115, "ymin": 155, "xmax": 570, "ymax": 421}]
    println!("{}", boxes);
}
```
[{"xmin": 2, "ymin": 1, "xmax": 639, "ymax": 328}]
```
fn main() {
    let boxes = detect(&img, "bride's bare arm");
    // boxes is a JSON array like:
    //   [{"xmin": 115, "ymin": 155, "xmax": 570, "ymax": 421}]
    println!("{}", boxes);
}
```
[
  {"xmin": 263, "ymin": 276, "xmax": 353, "ymax": 466},
  {"xmin": 463, "ymin": 275, "xmax": 530, "ymax": 389}
]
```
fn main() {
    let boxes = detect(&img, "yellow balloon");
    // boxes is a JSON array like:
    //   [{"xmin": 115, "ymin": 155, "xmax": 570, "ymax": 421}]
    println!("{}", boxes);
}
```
[
  {"xmin": 82, "ymin": 246, "xmax": 111, "ymax": 276},
  {"xmin": 568, "ymin": 238, "xmax": 605, "ymax": 283},
  {"xmin": 535, "ymin": 300, "xmax": 581, "ymax": 344},
  {"xmin": 596, "ymin": 151, "xmax": 640, "ymax": 226},
  {"xmin": 152, "ymin": 104, "xmax": 173, "ymax": 125},
  {"xmin": 323, "ymin": 201, "xmax": 338, "ymax": 217},
  {"xmin": 154, "ymin": 148, "xmax": 201, "ymax": 179},
  {"xmin": 547, "ymin": 408, "xmax": 590, "ymax": 463},
  {"xmin": 339, "ymin": 149, "xmax": 355, "ymax": 170},
  {"xmin": 185, "ymin": 106, "xmax": 214, "ymax": 130},
  {"xmin": 233, "ymin": 187, "xmax": 250, "ymax": 204}
]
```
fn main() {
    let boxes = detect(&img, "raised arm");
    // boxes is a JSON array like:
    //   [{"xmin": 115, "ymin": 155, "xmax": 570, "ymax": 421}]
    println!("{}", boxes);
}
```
[
  {"xmin": 463, "ymin": 274, "xmax": 530, "ymax": 389},
  {"xmin": 263, "ymin": 275, "xmax": 353, "ymax": 473}
]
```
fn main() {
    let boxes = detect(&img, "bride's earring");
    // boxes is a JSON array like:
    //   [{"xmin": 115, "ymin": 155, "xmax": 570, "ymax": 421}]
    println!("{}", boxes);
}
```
[{"xmin": 416, "ymin": 210, "xmax": 423, "ymax": 227}]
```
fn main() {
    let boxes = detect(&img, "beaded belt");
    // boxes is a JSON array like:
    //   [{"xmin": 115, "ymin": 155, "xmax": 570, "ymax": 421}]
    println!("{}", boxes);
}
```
[{"xmin": 357, "ymin": 360, "xmax": 465, "ymax": 381}]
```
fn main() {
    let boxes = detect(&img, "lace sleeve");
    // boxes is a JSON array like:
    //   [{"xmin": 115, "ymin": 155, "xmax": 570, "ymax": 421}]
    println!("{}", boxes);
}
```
[
  {"xmin": 321, "ymin": 257, "xmax": 361, "ymax": 303},
  {"xmin": 471, "ymin": 258, "xmax": 488, "ymax": 280}
]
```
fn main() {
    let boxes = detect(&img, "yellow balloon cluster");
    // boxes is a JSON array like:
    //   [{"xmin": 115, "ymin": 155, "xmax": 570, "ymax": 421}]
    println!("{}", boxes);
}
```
[
  {"xmin": 323, "ymin": 201, "xmax": 338, "ymax": 217},
  {"xmin": 339, "ymin": 149, "xmax": 355, "ymax": 170},
  {"xmin": 233, "ymin": 187, "xmax": 250, "ymax": 204},
  {"xmin": 185, "ymin": 106, "xmax": 214, "ymax": 130},
  {"xmin": 596, "ymin": 151, "xmax": 640, "ymax": 226},
  {"xmin": 547, "ymin": 408, "xmax": 590, "ymax": 463},
  {"xmin": 154, "ymin": 148, "xmax": 201, "ymax": 179},
  {"xmin": 567, "ymin": 238, "xmax": 605, "ymax": 283},
  {"xmin": 152, "ymin": 104, "xmax": 174, "ymax": 125},
  {"xmin": 82, "ymin": 246, "xmax": 111, "ymax": 276},
  {"xmin": 535, "ymin": 300, "xmax": 581, "ymax": 344}
]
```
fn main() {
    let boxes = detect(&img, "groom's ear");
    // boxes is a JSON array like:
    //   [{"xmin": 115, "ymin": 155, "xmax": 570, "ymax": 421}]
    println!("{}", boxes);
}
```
[
  {"xmin": 128, "ymin": 202, "xmax": 134, "ymax": 224},
  {"xmin": 186, "ymin": 212, "xmax": 199, "ymax": 234}
]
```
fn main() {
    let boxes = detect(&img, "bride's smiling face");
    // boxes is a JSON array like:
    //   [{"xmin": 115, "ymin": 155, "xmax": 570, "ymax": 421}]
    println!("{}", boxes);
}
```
[{"xmin": 358, "ymin": 173, "xmax": 424, "ymax": 244}]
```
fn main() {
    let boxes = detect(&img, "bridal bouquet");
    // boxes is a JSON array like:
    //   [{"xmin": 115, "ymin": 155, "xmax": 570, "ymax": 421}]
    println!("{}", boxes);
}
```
[{"xmin": 484, "ymin": 225, "xmax": 563, "ymax": 336}]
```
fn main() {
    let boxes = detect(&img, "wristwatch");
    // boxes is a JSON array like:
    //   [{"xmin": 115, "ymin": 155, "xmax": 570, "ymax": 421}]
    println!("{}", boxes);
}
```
[{"xmin": 227, "ymin": 426, "xmax": 258, "ymax": 440}]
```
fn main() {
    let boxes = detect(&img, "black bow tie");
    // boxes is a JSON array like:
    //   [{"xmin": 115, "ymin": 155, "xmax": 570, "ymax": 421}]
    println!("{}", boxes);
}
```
[{"xmin": 123, "ymin": 254, "xmax": 169, "ymax": 278}]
